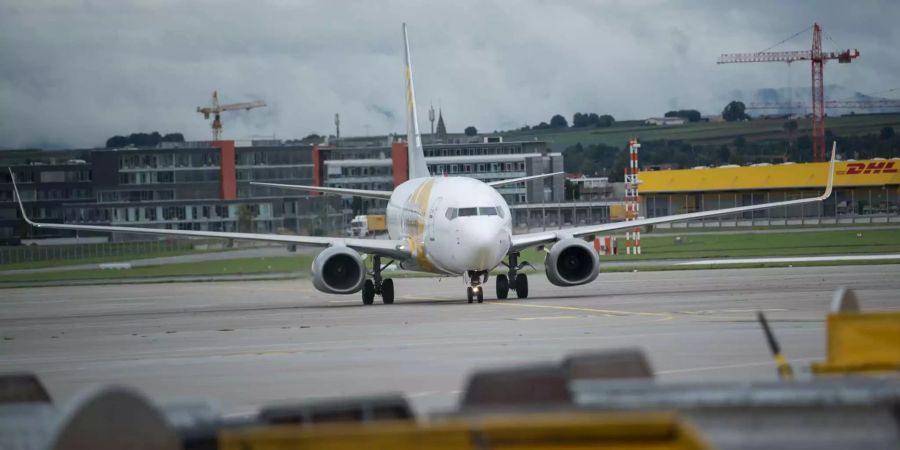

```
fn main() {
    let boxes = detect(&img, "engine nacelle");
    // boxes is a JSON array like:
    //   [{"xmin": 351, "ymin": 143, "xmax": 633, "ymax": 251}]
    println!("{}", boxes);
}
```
[
  {"xmin": 544, "ymin": 238, "xmax": 600, "ymax": 287},
  {"xmin": 311, "ymin": 246, "xmax": 366, "ymax": 294}
]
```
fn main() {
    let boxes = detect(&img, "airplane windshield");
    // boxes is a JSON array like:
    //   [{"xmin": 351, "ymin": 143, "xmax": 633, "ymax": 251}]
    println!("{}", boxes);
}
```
[{"xmin": 445, "ymin": 207, "xmax": 503, "ymax": 219}]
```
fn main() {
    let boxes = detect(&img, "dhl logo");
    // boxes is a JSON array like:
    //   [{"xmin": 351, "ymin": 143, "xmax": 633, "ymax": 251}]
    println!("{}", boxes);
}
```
[{"xmin": 838, "ymin": 161, "xmax": 898, "ymax": 175}]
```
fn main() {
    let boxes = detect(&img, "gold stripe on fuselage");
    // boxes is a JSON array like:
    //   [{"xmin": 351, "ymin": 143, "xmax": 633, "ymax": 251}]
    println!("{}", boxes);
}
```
[{"xmin": 405, "ymin": 178, "xmax": 435, "ymax": 272}]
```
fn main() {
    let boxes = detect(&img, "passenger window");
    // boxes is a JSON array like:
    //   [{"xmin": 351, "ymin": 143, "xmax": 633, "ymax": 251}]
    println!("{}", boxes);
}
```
[
  {"xmin": 445, "ymin": 207, "xmax": 457, "ymax": 220},
  {"xmin": 458, "ymin": 207, "xmax": 478, "ymax": 217},
  {"xmin": 478, "ymin": 207, "xmax": 498, "ymax": 216}
]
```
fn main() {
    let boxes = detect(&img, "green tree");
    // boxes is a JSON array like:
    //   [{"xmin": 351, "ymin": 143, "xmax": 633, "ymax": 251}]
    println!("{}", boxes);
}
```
[
  {"xmin": 564, "ymin": 179, "xmax": 580, "ymax": 200},
  {"xmin": 664, "ymin": 109, "xmax": 702, "ymax": 122},
  {"xmin": 722, "ymin": 101, "xmax": 750, "ymax": 122},
  {"xmin": 550, "ymin": 114, "xmax": 568, "ymax": 128},
  {"xmin": 237, "ymin": 204, "xmax": 253, "ymax": 232},
  {"xmin": 162, "ymin": 133, "xmax": 185, "ymax": 142},
  {"xmin": 464, "ymin": 126, "xmax": 478, "ymax": 136},
  {"xmin": 301, "ymin": 133, "xmax": 322, "ymax": 143},
  {"xmin": 572, "ymin": 113, "xmax": 588, "ymax": 127},
  {"xmin": 783, "ymin": 119, "xmax": 798, "ymax": 135},
  {"xmin": 717, "ymin": 145, "xmax": 731, "ymax": 162}
]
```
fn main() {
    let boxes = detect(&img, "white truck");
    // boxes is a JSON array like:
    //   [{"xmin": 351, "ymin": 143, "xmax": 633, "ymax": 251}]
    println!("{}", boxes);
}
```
[{"xmin": 348, "ymin": 215, "xmax": 387, "ymax": 237}]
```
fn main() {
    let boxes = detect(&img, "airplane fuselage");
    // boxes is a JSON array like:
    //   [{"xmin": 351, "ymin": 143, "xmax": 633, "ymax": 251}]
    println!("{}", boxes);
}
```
[{"xmin": 386, "ymin": 176, "xmax": 512, "ymax": 275}]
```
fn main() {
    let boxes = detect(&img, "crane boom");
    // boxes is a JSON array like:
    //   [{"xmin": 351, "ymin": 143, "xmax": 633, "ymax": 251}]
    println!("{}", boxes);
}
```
[
  {"xmin": 718, "ymin": 51, "xmax": 813, "ymax": 64},
  {"xmin": 746, "ymin": 100, "xmax": 900, "ymax": 110},
  {"xmin": 717, "ymin": 49, "xmax": 857, "ymax": 65},
  {"xmin": 197, "ymin": 100, "xmax": 266, "ymax": 115},
  {"xmin": 196, "ymin": 91, "xmax": 267, "ymax": 141}
]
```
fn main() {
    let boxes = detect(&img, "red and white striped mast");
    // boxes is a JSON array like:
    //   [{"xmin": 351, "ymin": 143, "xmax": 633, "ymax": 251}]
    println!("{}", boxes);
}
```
[{"xmin": 624, "ymin": 138, "xmax": 641, "ymax": 255}]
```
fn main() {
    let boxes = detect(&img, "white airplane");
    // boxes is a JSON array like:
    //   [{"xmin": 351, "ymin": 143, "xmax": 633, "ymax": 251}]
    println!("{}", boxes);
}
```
[{"xmin": 9, "ymin": 24, "xmax": 836, "ymax": 305}]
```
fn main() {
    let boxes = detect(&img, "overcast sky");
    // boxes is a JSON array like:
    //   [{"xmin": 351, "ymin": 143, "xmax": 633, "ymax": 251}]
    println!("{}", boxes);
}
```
[{"xmin": 1, "ymin": 0, "xmax": 897, "ymax": 149}]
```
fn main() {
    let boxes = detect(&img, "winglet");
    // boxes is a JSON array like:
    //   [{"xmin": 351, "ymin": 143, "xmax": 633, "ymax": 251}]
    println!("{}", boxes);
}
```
[
  {"xmin": 8, "ymin": 168, "xmax": 38, "ymax": 227},
  {"xmin": 819, "ymin": 142, "xmax": 836, "ymax": 201}
]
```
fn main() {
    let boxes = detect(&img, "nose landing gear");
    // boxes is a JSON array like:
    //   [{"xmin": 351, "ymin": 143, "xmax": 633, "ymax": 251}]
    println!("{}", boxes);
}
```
[
  {"xmin": 362, "ymin": 255, "xmax": 395, "ymax": 305},
  {"xmin": 465, "ymin": 270, "xmax": 487, "ymax": 303},
  {"xmin": 466, "ymin": 286, "xmax": 484, "ymax": 304}
]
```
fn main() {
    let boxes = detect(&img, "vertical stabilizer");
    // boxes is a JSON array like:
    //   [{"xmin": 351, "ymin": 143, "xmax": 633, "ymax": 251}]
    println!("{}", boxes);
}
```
[{"xmin": 402, "ymin": 23, "xmax": 431, "ymax": 179}]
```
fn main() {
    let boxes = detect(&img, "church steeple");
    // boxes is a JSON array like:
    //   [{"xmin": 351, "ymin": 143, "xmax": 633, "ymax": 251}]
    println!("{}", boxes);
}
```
[{"xmin": 435, "ymin": 109, "xmax": 447, "ymax": 141}]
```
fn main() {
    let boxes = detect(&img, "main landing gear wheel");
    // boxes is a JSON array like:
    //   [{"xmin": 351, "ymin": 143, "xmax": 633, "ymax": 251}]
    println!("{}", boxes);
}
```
[
  {"xmin": 381, "ymin": 278, "xmax": 394, "ymax": 304},
  {"xmin": 496, "ymin": 274, "xmax": 509, "ymax": 299},
  {"xmin": 504, "ymin": 252, "xmax": 530, "ymax": 299},
  {"xmin": 362, "ymin": 279, "xmax": 375, "ymax": 305},
  {"xmin": 515, "ymin": 273, "xmax": 529, "ymax": 299},
  {"xmin": 362, "ymin": 255, "xmax": 396, "ymax": 306},
  {"xmin": 467, "ymin": 287, "xmax": 474, "ymax": 304}
]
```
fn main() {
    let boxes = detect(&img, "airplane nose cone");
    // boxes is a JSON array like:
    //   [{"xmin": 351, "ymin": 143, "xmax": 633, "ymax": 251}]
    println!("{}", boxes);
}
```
[{"xmin": 459, "ymin": 220, "xmax": 509, "ymax": 271}]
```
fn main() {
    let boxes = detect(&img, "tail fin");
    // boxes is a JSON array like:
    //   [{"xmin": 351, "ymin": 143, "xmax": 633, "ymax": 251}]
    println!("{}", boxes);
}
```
[{"xmin": 402, "ymin": 23, "xmax": 430, "ymax": 179}]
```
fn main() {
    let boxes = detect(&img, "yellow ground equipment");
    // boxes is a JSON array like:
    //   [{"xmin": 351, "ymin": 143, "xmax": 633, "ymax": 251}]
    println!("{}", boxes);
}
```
[{"xmin": 812, "ymin": 287, "xmax": 900, "ymax": 375}]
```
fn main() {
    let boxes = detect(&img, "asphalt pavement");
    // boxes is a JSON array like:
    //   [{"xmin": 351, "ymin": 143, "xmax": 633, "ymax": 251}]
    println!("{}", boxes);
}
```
[{"xmin": 1, "ymin": 264, "xmax": 897, "ymax": 414}]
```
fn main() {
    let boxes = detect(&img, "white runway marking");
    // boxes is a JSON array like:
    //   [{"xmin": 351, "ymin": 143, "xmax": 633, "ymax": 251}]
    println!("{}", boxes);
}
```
[
  {"xmin": 676, "ymin": 254, "xmax": 900, "ymax": 266},
  {"xmin": 513, "ymin": 315, "xmax": 580, "ymax": 321}
]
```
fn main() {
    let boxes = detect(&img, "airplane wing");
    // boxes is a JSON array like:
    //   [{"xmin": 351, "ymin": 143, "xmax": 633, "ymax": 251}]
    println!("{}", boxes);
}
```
[
  {"xmin": 510, "ymin": 144, "xmax": 837, "ymax": 252},
  {"xmin": 9, "ymin": 170, "xmax": 409, "ymax": 260},
  {"xmin": 487, "ymin": 172, "xmax": 563, "ymax": 187},
  {"xmin": 249, "ymin": 181, "xmax": 393, "ymax": 200}
]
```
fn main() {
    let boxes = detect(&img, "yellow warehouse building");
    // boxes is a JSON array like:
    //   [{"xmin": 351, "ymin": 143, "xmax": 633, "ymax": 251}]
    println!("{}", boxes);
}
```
[{"xmin": 639, "ymin": 159, "xmax": 900, "ymax": 228}]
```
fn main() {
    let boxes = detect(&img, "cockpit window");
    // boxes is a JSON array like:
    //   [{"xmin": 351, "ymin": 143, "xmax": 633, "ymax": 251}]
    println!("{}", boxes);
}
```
[{"xmin": 445, "ymin": 206, "xmax": 505, "ymax": 219}]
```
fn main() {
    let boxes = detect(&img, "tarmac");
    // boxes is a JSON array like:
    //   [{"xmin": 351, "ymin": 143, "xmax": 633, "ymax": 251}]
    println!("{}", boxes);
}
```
[{"xmin": 1, "ymin": 264, "xmax": 898, "ymax": 415}]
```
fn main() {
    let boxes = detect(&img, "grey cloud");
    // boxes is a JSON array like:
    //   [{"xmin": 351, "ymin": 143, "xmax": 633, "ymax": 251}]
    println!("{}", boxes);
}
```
[
  {"xmin": 0, "ymin": 0, "xmax": 897, "ymax": 148},
  {"xmin": 367, "ymin": 105, "xmax": 395, "ymax": 122}
]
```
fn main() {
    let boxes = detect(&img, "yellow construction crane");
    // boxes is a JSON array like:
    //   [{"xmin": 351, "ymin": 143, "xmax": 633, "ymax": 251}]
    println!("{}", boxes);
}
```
[{"xmin": 196, "ymin": 91, "xmax": 266, "ymax": 141}]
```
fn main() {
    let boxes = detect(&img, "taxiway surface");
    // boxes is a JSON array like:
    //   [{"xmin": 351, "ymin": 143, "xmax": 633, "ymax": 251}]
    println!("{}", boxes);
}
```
[{"xmin": 1, "ymin": 264, "xmax": 897, "ymax": 414}]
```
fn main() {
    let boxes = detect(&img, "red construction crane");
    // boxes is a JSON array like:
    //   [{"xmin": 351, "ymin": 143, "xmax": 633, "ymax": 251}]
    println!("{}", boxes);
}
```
[
  {"xmin": 196, "ymin": 91, "xmax": 266, "ymax": 141},
  {"xmin": 718, "ymin": 23, "xmax": 859, "ymax": 161}
]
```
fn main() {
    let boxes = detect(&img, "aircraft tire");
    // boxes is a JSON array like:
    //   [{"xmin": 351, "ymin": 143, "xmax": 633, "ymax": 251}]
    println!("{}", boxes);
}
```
[
  {"xmin": 476, "ymin": 288, "xmax": 484, "ymax": 303},
  {"xmin": 496, "ymin": 274, "xmax": 509, "ymax": 299},
  {"xmin": 362, "ymin": 279, "xmax": 375, "ymax": 305},
  {"xmin": 467, "ymin": 287, "xmax": 474, "ymax": 304},
  {"xmin": 515, "ymin": 274, "xmax": 528, "ymax": 299},
  {"xmin": 381, "ymin": 279, "xmax": 394, "ymax": 304}
]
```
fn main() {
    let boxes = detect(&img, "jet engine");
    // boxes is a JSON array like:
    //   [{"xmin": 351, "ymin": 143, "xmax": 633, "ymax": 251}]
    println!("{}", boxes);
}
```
[
  {"xmin": 311, "ymin": 246, "xmax": 367, "ymax": 294},
  {"xmin": 544, "ymin": 238, "xmax": 600, "ymax": 287}
]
